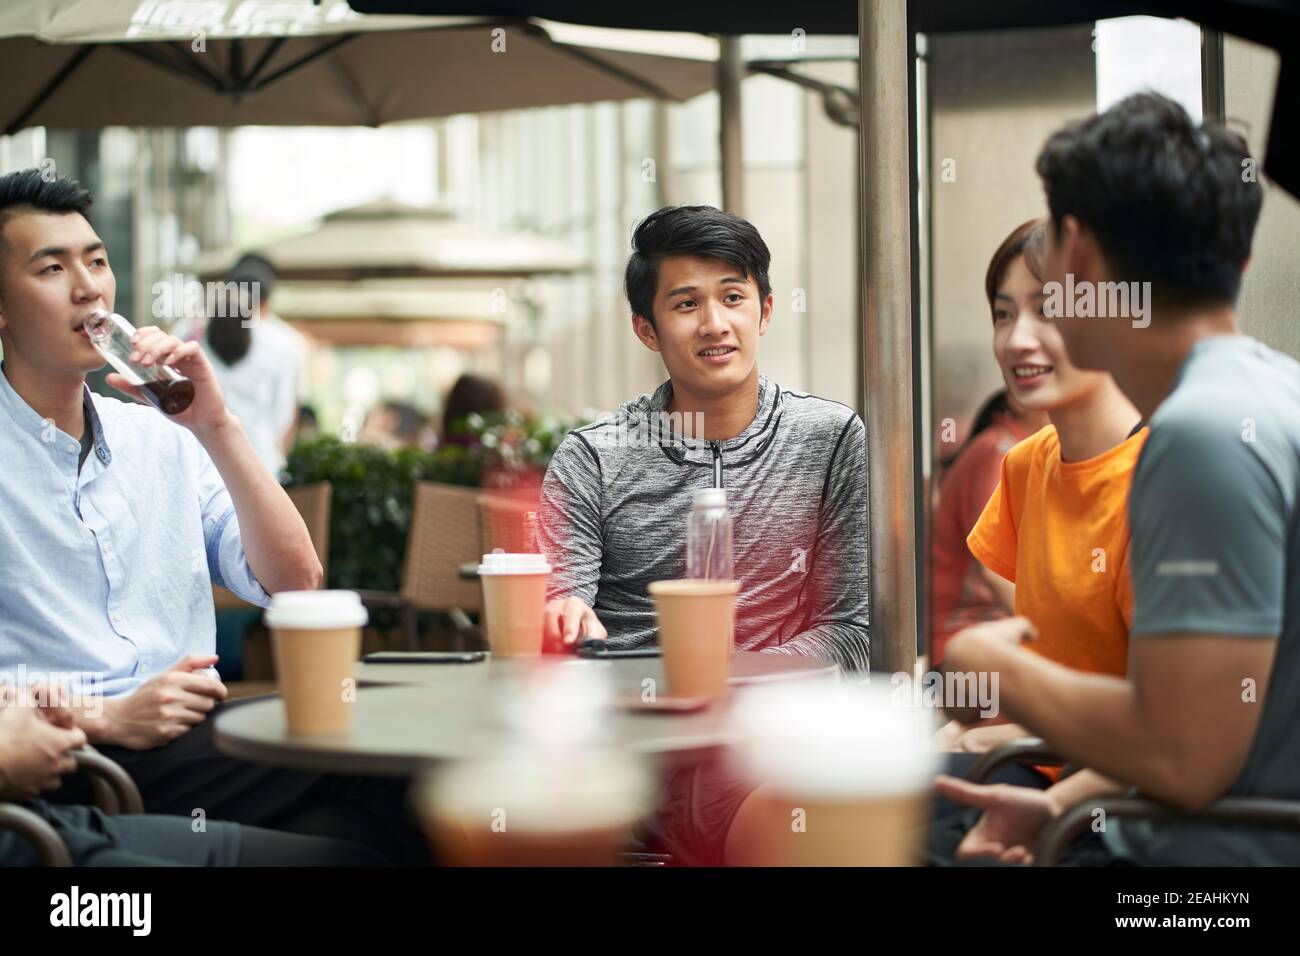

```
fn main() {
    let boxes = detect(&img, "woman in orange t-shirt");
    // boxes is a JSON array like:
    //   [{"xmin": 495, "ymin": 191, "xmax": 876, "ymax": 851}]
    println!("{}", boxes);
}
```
[
  {"xmin": 938, "ymin": 219, "xmax": 1145, "ymax": 760},
  {"xmin": 929, "ymin": 390, "xmax": 1048, "ymax": 666}
]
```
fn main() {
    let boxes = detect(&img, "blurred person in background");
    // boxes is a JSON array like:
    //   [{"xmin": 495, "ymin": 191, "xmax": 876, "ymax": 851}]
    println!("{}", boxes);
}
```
[
  {"xmin": 202, "ymin": 255, "xmax": 305, "ymax": 477},
  {"xmin": 359, "ymin": 399, "xmax": 432, "ymax": 450},
  {"xmin": 441, "ymin": 373, "xmax": 505, "ymax": 447},
  {"xmin": 295, "ymin": 403, "xmax": 319, "ymax": 442}
]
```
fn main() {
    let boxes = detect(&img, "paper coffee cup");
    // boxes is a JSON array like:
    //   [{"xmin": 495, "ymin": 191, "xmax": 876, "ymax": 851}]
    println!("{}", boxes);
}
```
[
  {"xmin": 648, "ymin": 579, "xmax": 739, "ymax": 700},
  {"xmin": 727, "ymin": 680, "xmax": 939, "ymax": 866},
  {"xmin": 417, "ymin": 747, "xmax": 651, "ymax": 866},
  {"xmin": 478, "ymin": 553, "xmax": 550, "ymax": 658},
  {"xmin": 264, "ymin": 590, "xmax": 367, "ymax": 735}
]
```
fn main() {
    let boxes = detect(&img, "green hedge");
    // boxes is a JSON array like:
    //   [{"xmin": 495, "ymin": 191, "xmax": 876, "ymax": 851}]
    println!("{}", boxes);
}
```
[{"xmin": 282, "ymin": 412, "xmax": 573, "ymax": 592}]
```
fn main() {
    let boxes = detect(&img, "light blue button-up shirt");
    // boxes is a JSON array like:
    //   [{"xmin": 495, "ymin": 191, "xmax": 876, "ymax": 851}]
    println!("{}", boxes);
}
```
[{"xmin": 0, "ymin": 364, "xmax": 269, "ymax": 697}]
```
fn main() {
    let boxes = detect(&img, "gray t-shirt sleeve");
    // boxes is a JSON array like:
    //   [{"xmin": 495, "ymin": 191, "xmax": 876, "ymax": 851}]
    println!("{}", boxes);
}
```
[
  {"xmin": 537, "ymin": 433, "xmax": 603, "ymax": 608},
  {"xmin": 1129, "ymin": 413, "xmax": 1286, "ymax": 638}
]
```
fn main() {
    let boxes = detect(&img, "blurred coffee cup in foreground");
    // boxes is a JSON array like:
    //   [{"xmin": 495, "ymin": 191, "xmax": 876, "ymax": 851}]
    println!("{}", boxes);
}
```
[{"xmin": 727, "ymin": 680, "xmax": 938, "ymax": 866}]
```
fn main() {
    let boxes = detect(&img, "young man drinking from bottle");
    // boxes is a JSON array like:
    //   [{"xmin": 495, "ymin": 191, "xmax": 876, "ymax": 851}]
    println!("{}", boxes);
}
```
[
  {"xmin": 536, "ymin": 205, "xmax": 869, "ymax": 864},
  {"xmin": 0, "ymin": 169, "xmax": 427, "ymax": 864}
]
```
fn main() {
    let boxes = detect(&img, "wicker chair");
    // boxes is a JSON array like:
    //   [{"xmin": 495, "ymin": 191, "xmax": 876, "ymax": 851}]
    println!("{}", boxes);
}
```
[
  {"xmin": 477, "ymin": 490, "xmax": 540, "ymax": 554},
  {"xmin": 382, "ymin": 481, "xmax": 486, "ymax": 650},
  {"xmin": 0, "ymin": 747, "xmax": 145, "ymax": 867}
]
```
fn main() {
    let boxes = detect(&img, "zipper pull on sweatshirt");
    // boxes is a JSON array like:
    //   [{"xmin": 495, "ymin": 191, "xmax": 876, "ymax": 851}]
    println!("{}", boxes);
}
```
[{"xmin": 712, "ymin": 441, "xmax": 723, "ymax": 489}]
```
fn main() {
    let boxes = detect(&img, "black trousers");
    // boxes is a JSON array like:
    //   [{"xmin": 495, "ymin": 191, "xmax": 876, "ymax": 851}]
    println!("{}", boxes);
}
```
[
  {"xmin": 2, "ymin": 801, "xmax": 387, "ymax": 867},
  {"xmin": 47, "ymin": 697, "xmax": 430, "ymax": 866}
]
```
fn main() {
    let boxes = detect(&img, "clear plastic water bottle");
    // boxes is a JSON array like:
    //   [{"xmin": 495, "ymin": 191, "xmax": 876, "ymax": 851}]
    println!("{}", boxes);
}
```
[
  {"xmin": 83, "ymin": 310, "xmax": 195, "ymax": 415},
  {"xmin": 687, "ymin": 487, "xmax": 734, "ymax": 581}
]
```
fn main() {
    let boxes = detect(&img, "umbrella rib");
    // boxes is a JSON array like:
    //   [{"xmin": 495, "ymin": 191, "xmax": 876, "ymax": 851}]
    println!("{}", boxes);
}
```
[
  {"xmin": 244, "ymin": 36, "xmax": 288, "ymax": 89},
  {"xmin": 4, "ymin": 44, "xmax": 96, "ymax": 136},
  {"xmin": 326, "ymin": 54, "xmax": 380, "ymax": 127},
  {"xmin": 522, "ymin": 22, "xmax": 679, "ymax": 101},
  {"xmin": 251, "ymin": 34, "xmax": 358, "ymax": 92},
  {"xmin": 114, "ymin": 43, "xmax": 224, "ymax": 93}
]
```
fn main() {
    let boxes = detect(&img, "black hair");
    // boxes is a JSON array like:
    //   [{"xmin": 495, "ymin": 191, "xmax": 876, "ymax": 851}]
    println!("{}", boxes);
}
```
[
  {"xmin": 443, "ymin": 373, "xmax": 505, "ymax": 442},
  {"xmin": 205, "ymin": 256, "xmax": 275, "ymax": 366},
  {"xmin": 1036, "ymin": 92, "xmax": 1263, "ymax": 309},
  {"xmin": 985, "ymin": 218, "xmax": 1047, "ymax": 318},
  {"xmin": 231, "ymin": 252, "xmax": 277, "ymax": 302},
  {"xmin": 0, "ymin": 170, "xmax": 94, "ymax": 295},
  {"xmin": 624, "ymin": 205, "xmax": 772, "ymax": 328}
]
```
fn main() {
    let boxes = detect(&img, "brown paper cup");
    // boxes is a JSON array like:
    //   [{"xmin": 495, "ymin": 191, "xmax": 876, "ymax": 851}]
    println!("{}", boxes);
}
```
[
  {"xmin": 727, "ymin": 790, "xmax": 932, "ymax": 867},
  {"xmin": 477, "ymin": 553, "xmax": 551, "ymax": 659},
  {"xmin": 417, "ymin": 749, "xmax": 650, "ymax": 867},
  {"xmin": 648, "ymin": 579, "xmax": 740, "ymax": 700},
  {"xmin": 480, "ymin": 573, "xmax": 549, "ymax": 658},
  {"xmin": 727, "ymin": 681, "xmax": 939, "ymax": 866},
  {"xmin": 264, "ymin": 591, "xmax": 367, "ymax": 736}
]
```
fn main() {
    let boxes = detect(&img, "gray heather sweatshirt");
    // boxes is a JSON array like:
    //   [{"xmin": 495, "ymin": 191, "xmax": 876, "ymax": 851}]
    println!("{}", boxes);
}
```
[{"xmin": 537, "ymin": 374, "xmax": 870, "ymax": 672}]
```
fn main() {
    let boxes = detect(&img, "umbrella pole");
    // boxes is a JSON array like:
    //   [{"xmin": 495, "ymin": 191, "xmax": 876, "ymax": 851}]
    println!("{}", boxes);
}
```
[
  {"xmin": 719, "ymin": 35, "xmax": 745, "ymax": 216},
  {"xmin": 859, "ymin": 0, "xmax": 917, "ymax": 677}
]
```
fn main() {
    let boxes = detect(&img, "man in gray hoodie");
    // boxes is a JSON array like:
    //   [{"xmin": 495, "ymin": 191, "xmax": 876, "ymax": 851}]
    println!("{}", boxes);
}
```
[
  {"xmin": 536, "ymin": 205, "xmax": 869, "ymax": 864},
  {"xmin": 537, "ymin": 204, "xmax": 869, "ymax": 674}
]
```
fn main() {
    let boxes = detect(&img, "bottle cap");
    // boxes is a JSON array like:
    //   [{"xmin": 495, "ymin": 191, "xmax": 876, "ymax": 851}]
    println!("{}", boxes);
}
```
[{"xmin": 692, "ymin": 488, "xmax": 727, "ymax": 510}]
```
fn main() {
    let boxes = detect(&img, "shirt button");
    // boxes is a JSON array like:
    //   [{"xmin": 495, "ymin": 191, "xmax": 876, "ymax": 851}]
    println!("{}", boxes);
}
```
[
  {"xmin": 111, "ymin": 612, "xmax": 122, "ymax": 625},
  {"xmin": 67, "ymin": 442, "xmax": 78, "ymax": 453}
]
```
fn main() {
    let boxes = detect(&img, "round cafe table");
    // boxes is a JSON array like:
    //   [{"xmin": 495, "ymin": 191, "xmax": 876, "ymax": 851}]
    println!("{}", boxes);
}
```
[{"xmin": 213, "ymin": 651, "xmax": 837, "ymax": 777}]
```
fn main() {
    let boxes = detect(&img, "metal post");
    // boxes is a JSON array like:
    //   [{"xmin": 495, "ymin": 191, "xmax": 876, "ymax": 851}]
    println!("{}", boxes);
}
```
[
  {"xmin": 1201, "ymin": 28, "xmax": 1226, "ymax": 123},
  {"xmin": 859, "ymin": 0, "xmax": 917, "ymax": 676},
  {"xmin": 718, "ymin": 35, "xmax": 745, "ymax": 216}
]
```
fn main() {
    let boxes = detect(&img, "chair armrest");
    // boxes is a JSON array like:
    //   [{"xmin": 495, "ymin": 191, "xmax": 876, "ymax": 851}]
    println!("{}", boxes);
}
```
[
  {"xmin": 0, "ymin": 803, "xmax": 72, "ymax": 866},
  {"xmin": 72, "ymin": 748, "xmax": 144, "ymax": 816},
  {"xmin": 964, "ymin": 738, "xmax": 1065, "ymax": 784},
  {"xmin": 1035, "ymin": 795, "xmax": 1300, "ymax": 866}
]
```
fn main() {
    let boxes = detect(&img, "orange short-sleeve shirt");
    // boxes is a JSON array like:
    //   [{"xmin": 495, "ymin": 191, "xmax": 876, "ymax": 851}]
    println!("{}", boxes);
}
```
[{"xmin": 966, "ymin": 424, "xmax": 1148, "ymax": 678}]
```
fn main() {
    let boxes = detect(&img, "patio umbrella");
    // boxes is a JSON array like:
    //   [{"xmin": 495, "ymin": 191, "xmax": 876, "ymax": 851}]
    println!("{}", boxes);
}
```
[
  {"xmin": 273, "ymin": 278, "xmax": 508, "ymax": 349},
  {"xmin": 0, "ymin": 0, "xmax": 719, "ymax": 134},
  {"xmin": 190, "ymin": 199, "xmax": 586, "ymax": 280}
]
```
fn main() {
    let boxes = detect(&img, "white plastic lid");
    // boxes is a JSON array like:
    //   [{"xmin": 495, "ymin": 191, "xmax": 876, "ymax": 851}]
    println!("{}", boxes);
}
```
[
  {"xmin": 263, "ymin": 590, "xmax": 368, "ymax": 630},
  {"xmin": 477, "ymin": 552, "xmax": 551, "ymax": 576},
  {"xmin": 728, "ymin": 679, "xmax": 939, "ymax": 798},
  {"xmin": 692, "ymin": 488, "xmax": 727, "ymax": 510}
]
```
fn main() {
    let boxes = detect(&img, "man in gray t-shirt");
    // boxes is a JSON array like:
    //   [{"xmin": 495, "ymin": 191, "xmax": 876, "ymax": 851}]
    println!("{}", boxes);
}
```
[
  {"xmin": 1111, "ymin": 336, "xmax": 1300, "ymax": 864},
  {"xmin": 942, "ymin": 93, "xmax": 1300, "ymax": 866}
]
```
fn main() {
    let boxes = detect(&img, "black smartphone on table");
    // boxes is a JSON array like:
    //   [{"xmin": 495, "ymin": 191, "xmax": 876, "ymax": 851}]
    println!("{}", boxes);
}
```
[
  {"xmin": 575, "ymin": 638, "xmax": 662, "ymax": 659},
  {"xmin": 362, "ymin": 651, "xmax": 487, "ymax": 664}
]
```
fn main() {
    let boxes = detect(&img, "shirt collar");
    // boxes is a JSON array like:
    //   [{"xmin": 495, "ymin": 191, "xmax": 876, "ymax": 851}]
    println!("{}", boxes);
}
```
[{"xmin": 0, "ymin": 363, "xmax": 112, "ymax": 466}]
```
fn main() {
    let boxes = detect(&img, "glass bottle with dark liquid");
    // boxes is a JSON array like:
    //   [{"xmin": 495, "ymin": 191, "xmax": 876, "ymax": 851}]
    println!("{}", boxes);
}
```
[{"xmin": 83, "ymin": 311, "xmax": 195, "ymax": 416}]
